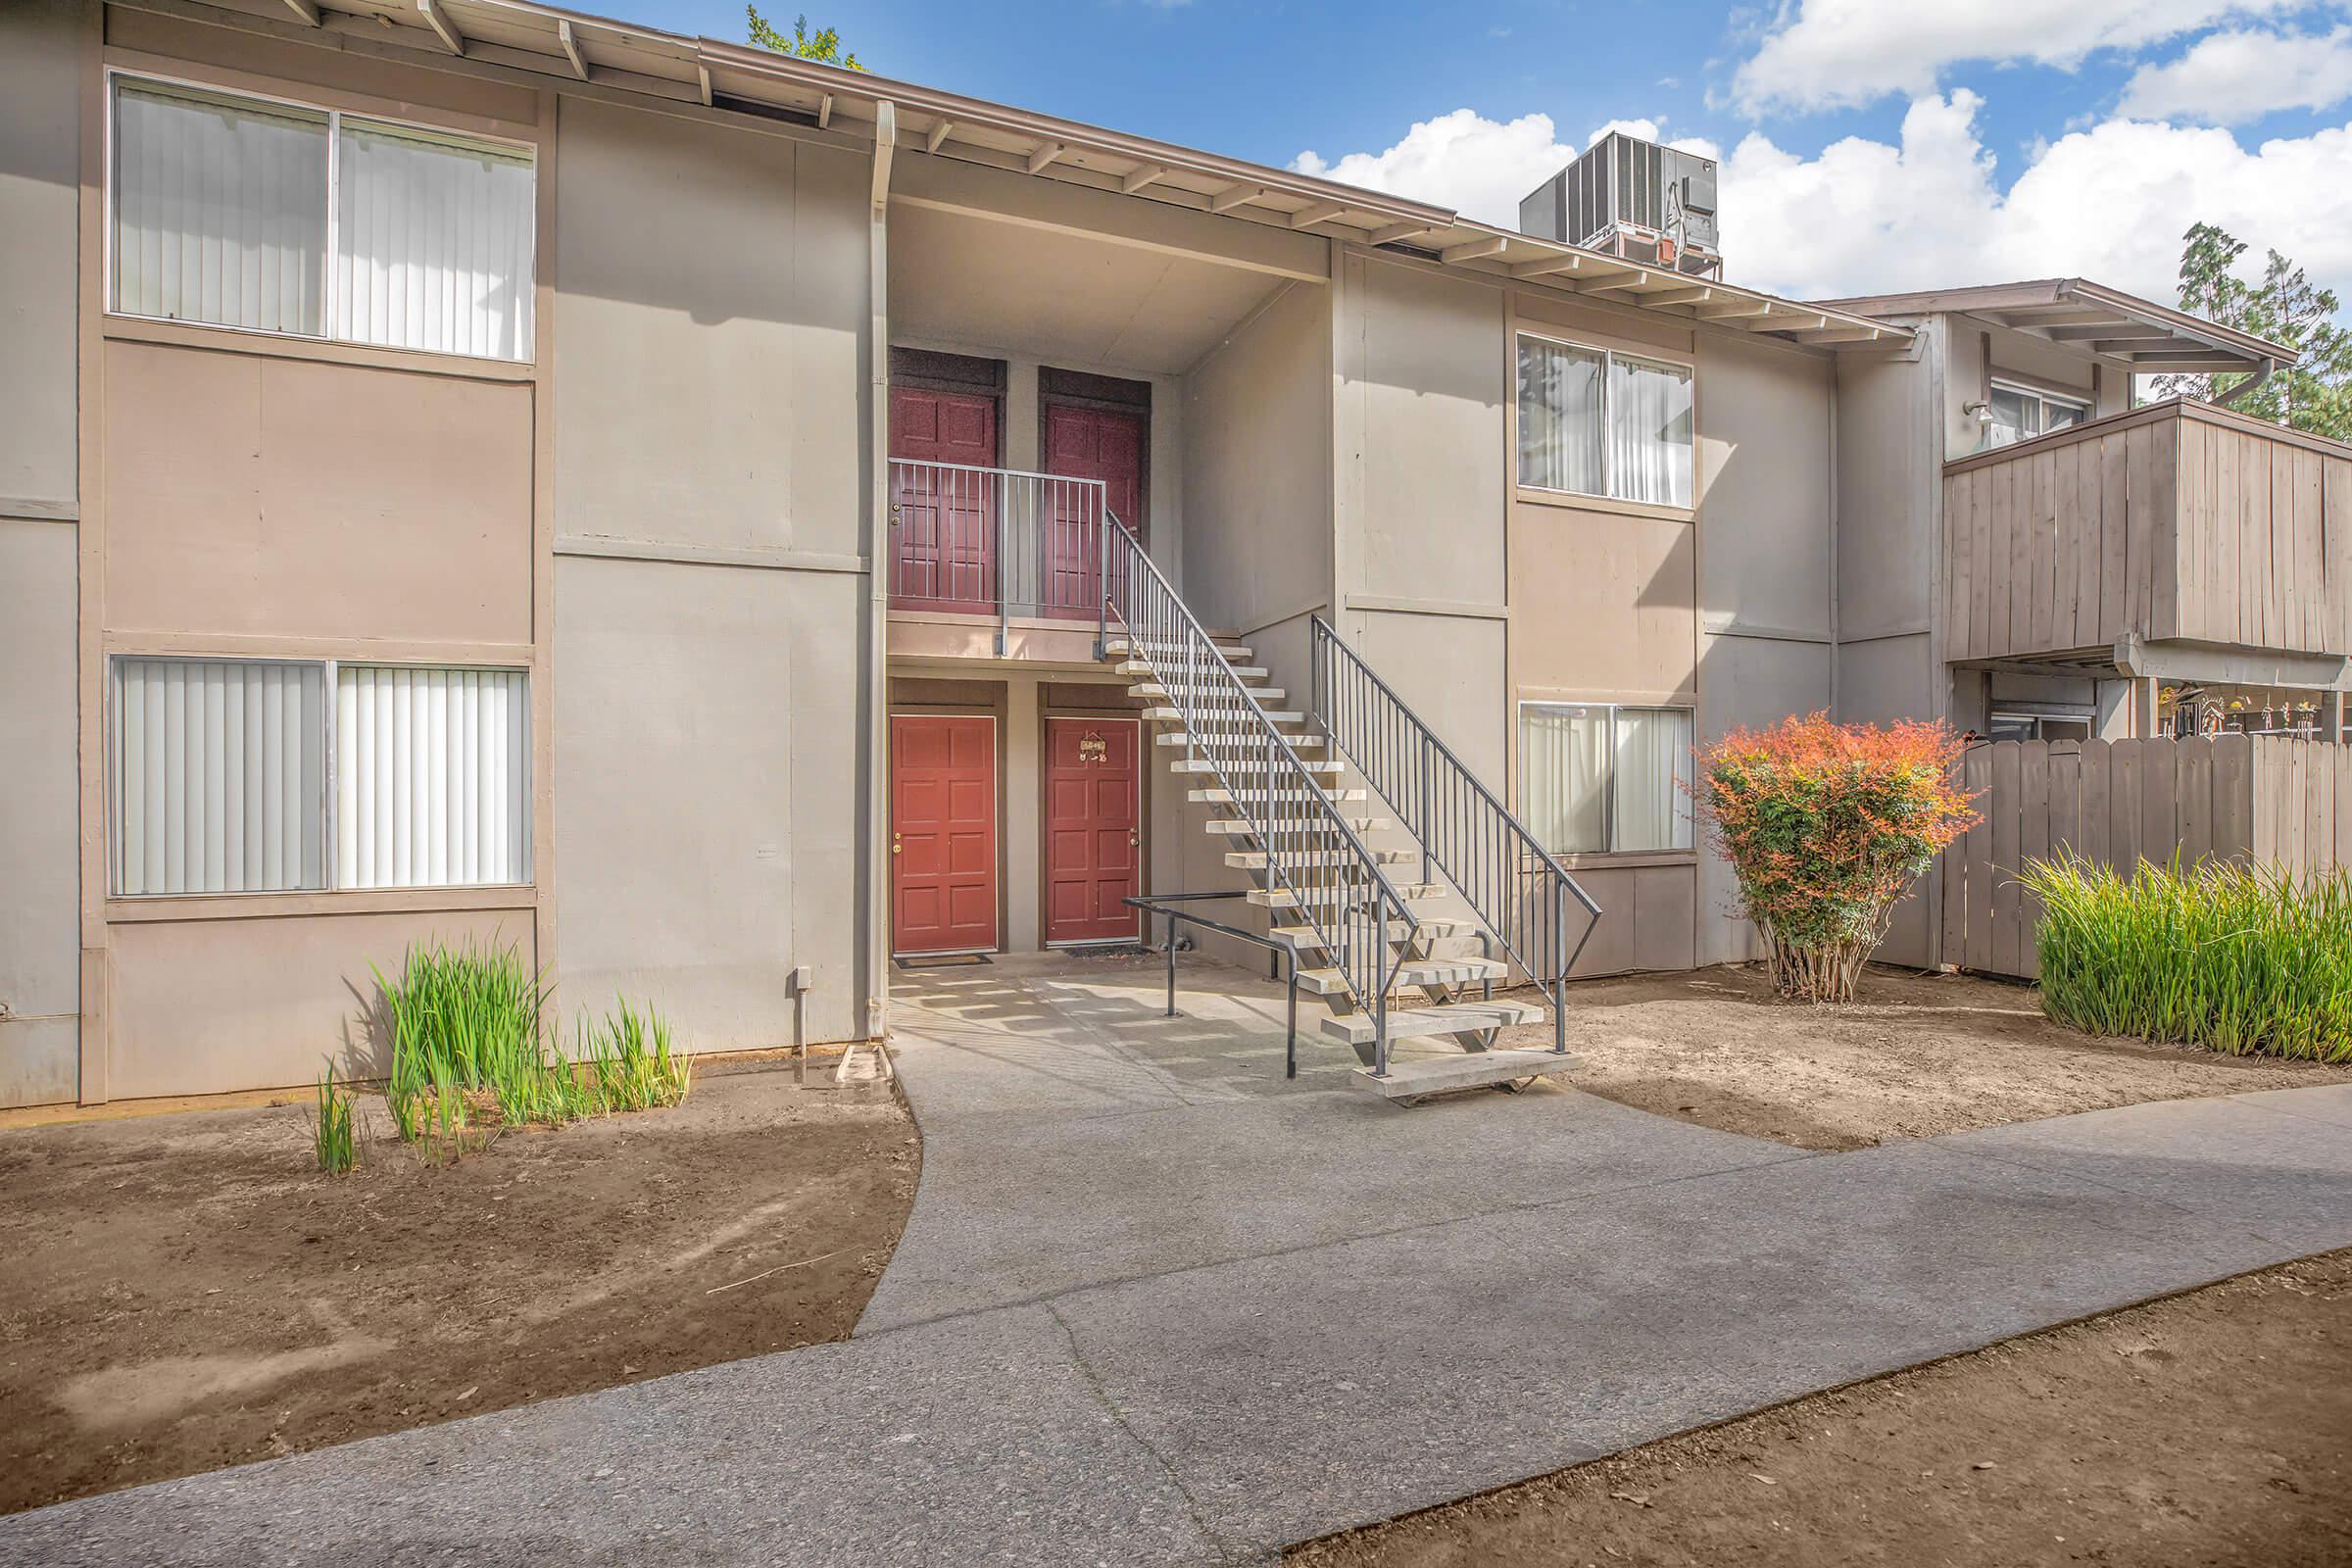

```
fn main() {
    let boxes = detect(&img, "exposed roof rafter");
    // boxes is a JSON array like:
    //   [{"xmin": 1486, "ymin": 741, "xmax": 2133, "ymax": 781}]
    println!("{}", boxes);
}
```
[
  {"xmin": 925, "ymin": 120, "xmax": 955, "ymax": 154},
  {"xmin": 281, "ymin": 0, "xmax": 321, "ymax": 25},
  {"xmin": 556, "ymin": 18, "xmax": 586, "ymax": 78},
  {"xmin": 416, "ymin": 0, "xmax": 464, "ymax": 56},
  {"xmin": 1208, "ymin": 184, "xmax": 1262, "ymax": 214}
]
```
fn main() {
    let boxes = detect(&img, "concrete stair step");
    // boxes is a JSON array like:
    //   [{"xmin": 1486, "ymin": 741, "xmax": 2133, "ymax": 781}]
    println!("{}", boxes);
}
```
[
  {"xmin": 1293, "ymin": 956, "xmax": 1506, "ymax": 996},
  {"xmin": 1159, "ymin": 731, "xmax": 1324, "ymax": 751},
  {"xmin": 1104, "ymin": 637, "xmax": 1252, "ymax": 662},
  {"xmin": 1203, "ymin": 817, "xmax": 1383, "ymax": 841},
  {"xmin": 1173, "ymin": 757, "xmax": 1344, "ymax": 775},
  {"xmin": 1271, "ymin": 916, "xmax": 1476, "ymax": 946},
  {"xmin": 1148, "ymin": 711, "xmax": 1308, "ymax": 728},
  {"xmin": 1129, "ymin": 682, "xmax": 1284, "ymax": 702},
  {"xmin": 1319, "ymin": 1001, "xmax": 1544, "ymax": 1047},
  {"xmin": 1203, "ymin": 815, "xmax": 1390, "ymax": 835},
  {"xmin": 1191, "ymin": 787, "xmax": 1367, "ymax": 806},
  {"xmin": 1352, "ymin": 1049, "xmax": 1581, "ymax": 1102},
  {"xmin": 1248, "ymin": 882, "xmax": 1447, "ymax": 909},
  {"xmin": 1224, "ymin": 848, "xmax": 1409, "ymax": 870},
  {"xmin": 1114, "ymin": 661, "xmax": 1270, "ymax": 681}
]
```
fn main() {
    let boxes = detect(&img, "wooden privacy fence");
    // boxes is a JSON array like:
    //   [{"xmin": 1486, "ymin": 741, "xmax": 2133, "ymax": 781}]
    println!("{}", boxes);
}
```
[{"xmin": 1940, "ymin": 735, "xmax": 2352, "ymax": 980}]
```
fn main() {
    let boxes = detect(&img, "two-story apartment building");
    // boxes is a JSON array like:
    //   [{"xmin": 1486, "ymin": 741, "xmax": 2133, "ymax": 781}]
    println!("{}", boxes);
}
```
[{"xmin": 1, "ymin": 0, "xmax": 2328, "ymax": 1105}]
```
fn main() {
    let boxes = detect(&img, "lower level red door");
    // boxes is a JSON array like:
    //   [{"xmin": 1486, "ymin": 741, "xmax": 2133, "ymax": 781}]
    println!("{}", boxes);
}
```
[
  {"xmin": 893, "ymin": 714, "xmax": 998, "ymax": 955},
  {"xmin": 1044, "ymin": 716, "xmax": 1142, "ymax": 944}
]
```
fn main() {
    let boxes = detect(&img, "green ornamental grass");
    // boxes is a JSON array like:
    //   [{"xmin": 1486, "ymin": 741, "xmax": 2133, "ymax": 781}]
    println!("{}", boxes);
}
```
[
  {"xmin": 313, "ymin": 1062, "xmax": 358, "ymax": 1176},
  {"xmin": 2020, "ymin": 853, "xmax": 2352, "ymax": 1061},
  {"xmin": 370, "ymin": 940, "xmax": 688, "ymax": 1159}
]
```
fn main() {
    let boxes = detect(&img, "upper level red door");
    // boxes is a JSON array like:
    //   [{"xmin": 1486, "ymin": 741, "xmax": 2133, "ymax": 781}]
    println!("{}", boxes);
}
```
[
  {"xmin": 1043, "ymin": 403, "xmax": 1146, "ymax": 620},
  {"xmin": 1044, "ymin": 716, "xmax": 1142, "ymax": 945},
  {"xmin": 893, "ymin": 713, "xmax": 999, "ymax": 955},
  {"xmin": 891, "ymin": 387, "xmax": 999, "ymax": 614}
]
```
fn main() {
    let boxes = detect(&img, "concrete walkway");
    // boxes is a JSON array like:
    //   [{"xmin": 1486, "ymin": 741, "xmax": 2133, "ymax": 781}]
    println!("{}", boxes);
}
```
[{"xmin": 8, "ymin": 951, "xmax": 2352, "ymax": 1566}]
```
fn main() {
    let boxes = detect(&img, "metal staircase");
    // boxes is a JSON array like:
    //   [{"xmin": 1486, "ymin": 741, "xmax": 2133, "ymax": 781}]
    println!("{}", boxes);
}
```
[{"xmin": 1098, "ymin": 517, "xmax": 1603, "ymax": 1102}]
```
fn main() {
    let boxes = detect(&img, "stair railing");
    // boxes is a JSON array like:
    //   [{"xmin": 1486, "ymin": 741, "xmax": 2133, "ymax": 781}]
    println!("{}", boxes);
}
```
[
  {"xmin": 1308, "ymin": 614, "xmax": 1602, "ymax": 1054},
  {"xmin": 1102, "ymin": 518, "xmax": 1418, "ymax": 1071}
]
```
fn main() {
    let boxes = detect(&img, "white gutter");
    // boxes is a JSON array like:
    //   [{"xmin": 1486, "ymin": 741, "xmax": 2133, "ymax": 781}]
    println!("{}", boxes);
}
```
[{"xmin": 863, "ymin": 100, "xmax": 896, "ymax": 1044}]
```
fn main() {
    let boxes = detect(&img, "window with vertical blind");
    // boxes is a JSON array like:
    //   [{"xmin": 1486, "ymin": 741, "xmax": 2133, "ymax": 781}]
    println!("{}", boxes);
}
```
[
  {"xmin": 1517, "ymin": 333, "xmax": 1694, "ymax": 508},
  {"xmin": 1519, "ymin": 702, "xmax": 1694, "ymax": 856},
  {"xmin": 111, "ymin": 658, "xmax": 530, "ymax": 897},
  {"xmin": 109, "ymin": 74, "xmax": 535, "ymax": 362}
]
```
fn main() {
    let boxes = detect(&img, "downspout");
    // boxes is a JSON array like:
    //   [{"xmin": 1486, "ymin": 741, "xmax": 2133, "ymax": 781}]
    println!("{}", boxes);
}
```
[
  {"xmin": 2214, "ymin": 355, "xmax": 2275, "ymax": 409},
  {"xmin": 864, "ymin": 101, "xmax": 897, "ymax": 1044}
]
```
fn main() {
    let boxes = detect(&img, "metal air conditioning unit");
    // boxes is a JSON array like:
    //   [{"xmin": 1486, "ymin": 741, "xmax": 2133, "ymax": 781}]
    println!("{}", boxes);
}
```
[{"xmin": 1518, "ymin": 131, "xmax": 1721, "ymax": 279}]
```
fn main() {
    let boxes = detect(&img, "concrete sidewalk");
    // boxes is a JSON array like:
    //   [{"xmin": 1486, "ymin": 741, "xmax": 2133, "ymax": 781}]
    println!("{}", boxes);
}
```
[{"xmin": 7, "ymin": 952, "xmax": 2350, "ymax": 1566}]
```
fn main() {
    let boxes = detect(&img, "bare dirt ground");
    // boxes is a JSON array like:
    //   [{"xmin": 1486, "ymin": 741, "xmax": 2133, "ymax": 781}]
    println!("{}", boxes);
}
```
[
  {"xmin": 1294, "ymin": 1249, "xmax": 2352, "ymax": 1568},
  {"xmin": 0, "ymin": 1058, "xmax": 917, "ymax": 1514},
  {"xmin": 1501, "ymin": 964, "xmax": 2352, "ymax": 1151}
]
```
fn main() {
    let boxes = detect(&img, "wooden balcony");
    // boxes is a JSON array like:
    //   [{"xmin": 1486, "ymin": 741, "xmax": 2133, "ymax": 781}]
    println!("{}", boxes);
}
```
[{"xmin": 1942, "ymin": 398, "xmax": 2352, "ymax": 667}]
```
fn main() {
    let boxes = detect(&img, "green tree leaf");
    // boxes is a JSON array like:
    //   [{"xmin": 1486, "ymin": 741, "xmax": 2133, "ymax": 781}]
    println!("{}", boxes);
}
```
[
  {"xmin": 2155, "ymin": 221, "xmax": 2352, "ymax": 441},
  {"xmin": 747, "ymin": 7, "xmax": 865, "ymax": 71}
]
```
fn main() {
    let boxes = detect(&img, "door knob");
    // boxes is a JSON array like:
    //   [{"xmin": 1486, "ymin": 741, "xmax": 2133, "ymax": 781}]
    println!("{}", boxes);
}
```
[
  {"xmin": 892, "ymin": 833, "xmax": 903, "ymax": 856},
  {"xmin": 1129, "ymin": 829, "xmax": 1140, "ymax": 847}
]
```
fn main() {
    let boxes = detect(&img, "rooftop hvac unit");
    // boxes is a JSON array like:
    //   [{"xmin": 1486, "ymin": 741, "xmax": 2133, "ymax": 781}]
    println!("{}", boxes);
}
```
[{"xmin": 1518, "ymin": 131, "xmax": 1720, "ymax": 279}]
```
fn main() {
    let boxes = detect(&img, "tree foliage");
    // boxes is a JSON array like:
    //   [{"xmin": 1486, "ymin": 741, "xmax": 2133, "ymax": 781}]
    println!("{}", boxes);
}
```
[
  {"xmin": 1691, "ymin": 713, "xmax": 1977, "ymax": 1004},
  {"xmin": 2154, "ymin": 221, "xmax": 2352, "ymax": 440},
  {"xmin": 747, "ymin": 8, "xmax": 864, "ymax": 71}
]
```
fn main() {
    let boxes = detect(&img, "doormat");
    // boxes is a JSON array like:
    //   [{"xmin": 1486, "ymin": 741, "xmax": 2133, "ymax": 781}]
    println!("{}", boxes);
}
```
[
  {"xmin": 894, "ymin": 953, "xmax": 994, "ymax": 971},
  {"xmin": 1058, "ymin": 943, "xmax": 1152, "ymax": 960}
]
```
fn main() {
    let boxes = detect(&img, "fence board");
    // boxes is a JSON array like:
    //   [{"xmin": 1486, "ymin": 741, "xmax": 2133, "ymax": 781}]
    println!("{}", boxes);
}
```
[
  {"xmin": 2016, "ymin": 744, "xmax": 2051, "ymax": 979},
  {"xmin": 1938, "ymin": 733, "xmax": 2341, "ymax": 977},
  {"xmin": 2100, "ymin": 433, "xmax": 2130, "ymax": 642},
  {"xmin": 2031, "ymin": 450, "xmax": 2058, "ymax": 652},
  {"xmin": 2176, "ymin": 738, "xmax": 2212, "ymax": 865},
  {"xmin": 1989, "ymin": 463, "xmax": 2016, "ymax": 657},
  {"xmin": 1989, "ymin": 743, "xmax": 2023, "ymax": 977}
]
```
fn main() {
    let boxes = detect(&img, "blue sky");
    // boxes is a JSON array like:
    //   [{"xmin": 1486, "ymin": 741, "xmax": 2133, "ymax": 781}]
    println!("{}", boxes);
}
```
[{"xmin": 628, "ymin": 1, "xmax": 2352, "ymax": 306}]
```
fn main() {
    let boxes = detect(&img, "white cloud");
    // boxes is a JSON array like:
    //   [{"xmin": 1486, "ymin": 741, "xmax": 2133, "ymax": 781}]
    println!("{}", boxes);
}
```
[
  {"xmin": 1288, "ymin": 94, "xmax": 2352, "ymax": 308},
  {"xmin": 2117, "ymin": 25, "xmax": 2352, "ymax": 122},
  {"xmin": 1729, "ymin": 0, "xmax": 2299, "ymax": 115},
  {"xmin": 1291, "ymin": 110, "xmax": 1714, "ymax": 227}
]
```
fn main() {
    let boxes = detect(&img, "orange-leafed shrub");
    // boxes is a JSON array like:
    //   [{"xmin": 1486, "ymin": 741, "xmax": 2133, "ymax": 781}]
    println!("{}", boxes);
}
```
[{"xmin": 1692, "ymin": 712, "xmax": 1977, "ymax": 1004}]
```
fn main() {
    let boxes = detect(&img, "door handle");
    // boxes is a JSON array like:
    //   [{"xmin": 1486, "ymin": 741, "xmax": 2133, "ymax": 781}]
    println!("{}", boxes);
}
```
[
  {"xmin": 892, "ymin": 832, "xmax": 903, "ymax": 856},
  {"xmin": 1129, "ymin": 829, "xmax": 1140, "ymax": 847}
]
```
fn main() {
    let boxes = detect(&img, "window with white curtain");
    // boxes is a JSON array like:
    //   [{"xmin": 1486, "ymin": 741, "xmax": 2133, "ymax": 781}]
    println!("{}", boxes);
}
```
[
  {"xmin": 1517, "ymin": 333, "xmax": 1694, "ymax": 508},
  {"xmin": 1984, "ymin": 379, "xmax": 2089, "ymax": 451},
  {"xmin": 336, "ymin": 665, "xmax": 531, "ymax": 890},
  {"xmin": 110, "ymin": 658, "xmax": 530, "ymax": 897},
  {"xmin": 1519, "ymin": 703, "xmax": 1694, "ymax": 856},
  {"xmin": 112, "ymin": 659, "xmax": 328, "ymax": 896},
  {"xmin": 109, "ymin": 74, "xmax": 535, "ymax": 362}
]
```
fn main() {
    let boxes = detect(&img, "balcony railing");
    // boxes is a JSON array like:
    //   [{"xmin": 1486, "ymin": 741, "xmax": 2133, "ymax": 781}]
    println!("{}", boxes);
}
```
[{"xmin": 888, "ymin": 460, "xmax": 1130, "ymax": 650}]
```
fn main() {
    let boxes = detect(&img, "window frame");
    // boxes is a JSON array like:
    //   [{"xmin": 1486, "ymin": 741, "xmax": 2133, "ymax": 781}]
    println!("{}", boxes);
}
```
[
  {"xmin": 1514, "ymin": 329, "xmax": 1698, "ymax": 513},
  {"xmin": 1516, "ymin": 698, "xmax": 1697, "ymax": 859},
  {"xmin": 1986, "ymin": 377, "xmax": 2091, "ymax": 448},
  {"xmin": 102, "ymin": 69, "xmax": 540, "ymax": 365},
  {"xmin": 106, "ymin": 652, "xmax": 534, "ymax": 900}
]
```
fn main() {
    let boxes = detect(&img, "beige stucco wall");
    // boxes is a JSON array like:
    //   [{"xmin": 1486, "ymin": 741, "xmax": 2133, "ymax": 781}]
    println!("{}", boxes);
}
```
[
  {"xmin": 0, "ymin": 0, "xmax": 83, "ymax": 1106},
  {"xmin": 104, "ymin": 344, "xmax": 535, "ymax": 643},
  {"xmin": 1, "ymin": 521, "xmax": 81, "ymax": 1106},
  {"xmin": 108, "ymin": 906, "xmax": 535, "ymax": 1099},
  {"xmin": 1182, "ymin": 276, "xmax": 1333, "ymax": 638},
  {"xmin": 0, "ymin": 0, "xmax": 79, "ymax": 524},
  {"xmin": 1693, "ymin": 332, "xmax": 1837, "ymax": 965},
  {"xmin": 554, "ymin": 98, "xmax": 867, "ymax": 561},
  {"xmin": 552, "ymin": 93, "xmax": 874, "ymax": 1050}
]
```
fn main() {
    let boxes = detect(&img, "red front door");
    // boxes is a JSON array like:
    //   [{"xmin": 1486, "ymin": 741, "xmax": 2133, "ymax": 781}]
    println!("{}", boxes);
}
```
[
  {"xmin": 892, "ymin": 714, "xmax": 999, "ymax": 955},
  {"xmin": 1043, "ymin": 403, "xmax": 1146, "ymax": 620},
  {"xmin": 891, "ymin": 387, "xmax": 999, "ymax": 613},
  {"xmin": 1044, "ymin": 716, "xmax": 1142, "ymax": 945}
]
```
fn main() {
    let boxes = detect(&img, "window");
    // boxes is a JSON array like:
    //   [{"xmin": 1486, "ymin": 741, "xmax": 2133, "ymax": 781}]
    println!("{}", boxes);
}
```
[
  {"xmin": 113, "ymin": 659, "xmax": 329, "ymax": 896},
  {"xmin": 336, "ymin": 665, "xmax": 532, "ymax": 890},
  {"xmin": 110, "ymin": 75, "xmax": 535, "ymax": 362},
  {"xmin": 1518, "ymin": 334, "xmax": 1694, "ymax": 508},
  {"xmin": 1520, "ymin": 703, "xmax": 1694, "ymax": 856},
  {"xmin": 1986, "ymin": 710, "xmax": 2092, "ymax": 743},
  {"xmin": 111, "ymin": 657, "xmax": 529, "ymax": 897},
  {"xmin": 1984, "ymin": 380, "xmax": 2090, "ymax": 450}
]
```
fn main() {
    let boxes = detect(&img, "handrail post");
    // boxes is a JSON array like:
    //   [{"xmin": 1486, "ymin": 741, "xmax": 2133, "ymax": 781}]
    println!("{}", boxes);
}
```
[
  {"xmin": 1374, "ymin": 902, "xmax": 1391, "ymax": 1077},
  {"xmin": 1552, "ymin": 881, "xmax": 1568, "ymax": 1054},
  {"xmin": 1418, "ymin": 733, "xmax": 1432, "ymax": 885},
  {"xmin": 994, "ymin": 480, "xmax": 1009, "ymax": 657}
]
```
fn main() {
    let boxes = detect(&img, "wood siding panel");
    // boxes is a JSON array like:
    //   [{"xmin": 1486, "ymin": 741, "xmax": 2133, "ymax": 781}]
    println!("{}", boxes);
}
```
[{"xmin": 1942, "ymin": 405, "xmax": 2352, "ymax": 661}]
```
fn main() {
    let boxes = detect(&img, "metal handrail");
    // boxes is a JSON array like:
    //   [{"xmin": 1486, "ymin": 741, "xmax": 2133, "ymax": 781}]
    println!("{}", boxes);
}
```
[
  {"xmin": 887, "ymin": 459, "xmax": 1113, "ymax": 653},
  {"xmin": 1102, "ymin": 517, "xmax": 1419, "ymax": 1069},
  {"xmin": 1308, "ymin": 614, "xmax": 1601, "ymax": 1053}
]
